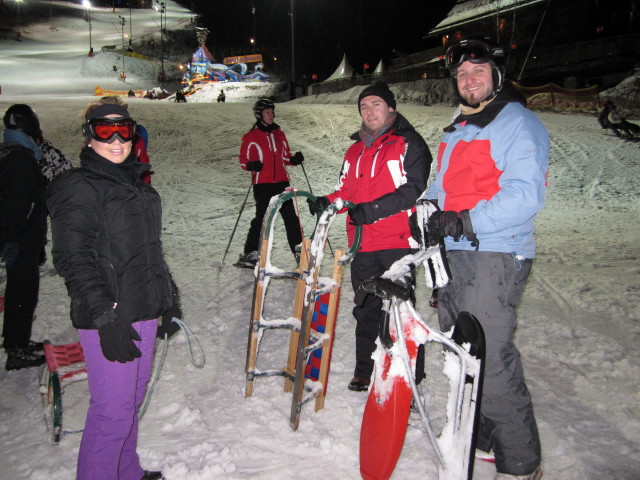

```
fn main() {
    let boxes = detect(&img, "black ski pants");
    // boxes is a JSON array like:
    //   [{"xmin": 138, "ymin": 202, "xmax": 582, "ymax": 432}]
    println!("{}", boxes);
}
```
[
  {"xmin": 350, "ymin": 248, "xmax": 415, "ymax": 380},
  {"xmin": 437, "ymin": 250, "xmax": 541, "ymax": 476},
  {"xmin": 244, "ymin": 181, "xmax": 302, "ymax": 255},
  {"xmin": 2, "ymin": 244, "xmax": 41, "ymax": 350}
]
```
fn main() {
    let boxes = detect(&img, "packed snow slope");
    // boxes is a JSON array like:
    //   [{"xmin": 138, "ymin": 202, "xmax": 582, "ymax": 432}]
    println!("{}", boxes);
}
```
[{"xmin": 1, "ymin": 2, "xmax": 639, "ymax": 480}]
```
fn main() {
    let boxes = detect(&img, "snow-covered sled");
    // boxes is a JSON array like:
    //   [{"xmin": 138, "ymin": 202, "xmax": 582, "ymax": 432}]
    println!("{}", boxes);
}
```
[
  {"xmin": 244, "ymin": 189, "xmax": 362, "ymax": 430},
  {"xmin": 359, "ymin": 200, "xmax": 485, "ymax": 480}
]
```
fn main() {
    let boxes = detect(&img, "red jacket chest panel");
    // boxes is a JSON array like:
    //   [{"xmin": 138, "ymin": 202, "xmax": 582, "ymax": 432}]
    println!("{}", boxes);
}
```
[{"xmin": 439, "ymin": 139, "xmax": 502, "ymax": 211}]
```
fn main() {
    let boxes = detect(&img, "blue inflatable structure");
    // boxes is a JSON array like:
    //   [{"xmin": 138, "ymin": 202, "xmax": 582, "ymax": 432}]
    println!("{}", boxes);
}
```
[{"xmin": 184, "ymin": 46, "xmax": 270, "ymax": 85}]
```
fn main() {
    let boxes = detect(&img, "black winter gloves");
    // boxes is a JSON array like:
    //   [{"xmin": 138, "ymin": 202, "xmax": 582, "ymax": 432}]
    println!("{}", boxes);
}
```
[
  {"xmin": 0, "ymin": 241, "xmax": 19, "ymax": 268},
  {"xmin": 290, "ymin": 151, "xmax": 304, "ymax": 165},
  {"xmin": 427, "ymin": 209, "xmax": 478, "ymax": 248},
  {"xmin": 427, "ymin": 210, "xmax": 463, "ymax": 243},
  {"xmin": 246, "ymin": 161, "xmax": 263, "ymax": 172},
  {"xmin": 157, "ymin": 281, "xmax": 182, "ymax": 339},
  {"xmin": 96, "ymin": 309, "xmax": 142, "ymax": 363},
  {"xmin": 307, "ymin": 196, "xmax": 330, "ymax": 215},
  {"xmin": 348, "ymin": 203, "xmax": 376, "ymax": 226}
]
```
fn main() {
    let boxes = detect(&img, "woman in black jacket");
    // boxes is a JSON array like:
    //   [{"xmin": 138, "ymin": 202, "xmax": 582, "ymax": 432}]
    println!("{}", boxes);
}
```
[{"xmin": 47, "ymin": 101, "xmax": 173, "ymax": 480}]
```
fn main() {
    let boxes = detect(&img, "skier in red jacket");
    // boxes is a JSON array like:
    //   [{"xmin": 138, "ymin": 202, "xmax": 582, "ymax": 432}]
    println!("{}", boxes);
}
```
[
  {"xmin": 236, "ymin": 99, "xmax": 305, "ymax": 268},
  {"xmin": 308, "ymin": 81, "xmax": 432, "ymax": 391}
]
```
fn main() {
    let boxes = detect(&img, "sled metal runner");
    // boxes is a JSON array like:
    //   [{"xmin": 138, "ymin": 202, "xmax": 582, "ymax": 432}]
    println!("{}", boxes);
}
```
[
  {"xmin": 244, "ymin": 189, "xmax": 361, "ymax": 431},
  {"xmin": 359, "ymin": 199, "xmax": 485, "ymax": 480}
]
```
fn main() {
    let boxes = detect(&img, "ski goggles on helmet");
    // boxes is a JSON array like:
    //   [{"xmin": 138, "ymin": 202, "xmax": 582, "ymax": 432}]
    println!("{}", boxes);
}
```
[
  {"xmin": 84, "ymin": 117, "xmax": 137, "ymax": 143},
  {"xmin": 445, "ymin": 39, "xmax": 503, "ymax": 70}
]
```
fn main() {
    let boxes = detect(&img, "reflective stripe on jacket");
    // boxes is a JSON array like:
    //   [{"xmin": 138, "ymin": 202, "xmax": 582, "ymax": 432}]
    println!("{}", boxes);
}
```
[
  {"xmin": 326, "ymin": 113, "xmax": 431, "ymax": 252},
  {"xmin": 239, "ymin": 124, "xmax": 292, "ymax": 185}
]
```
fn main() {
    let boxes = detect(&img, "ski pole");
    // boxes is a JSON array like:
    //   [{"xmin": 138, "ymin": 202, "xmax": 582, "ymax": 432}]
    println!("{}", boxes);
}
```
[
  {"xmin": 300, "ymin": 162, "xmax": 314, "ymax": 195},
  {"xmin": 218, "ymin": 180, "xmax": 253, "ymax": 270},
  {"xmin": 300, "ymin": 162, "xmax": 334, "ymax": 256}
]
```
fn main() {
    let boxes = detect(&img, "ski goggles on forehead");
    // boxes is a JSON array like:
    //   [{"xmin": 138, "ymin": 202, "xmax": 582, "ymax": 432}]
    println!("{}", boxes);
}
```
[
  {"xmin": 445, "ymin": 41, "xmax": 495, "ymax": 69},
  {"xmin": 85, "ymin": 117, "xmax": 137, "ymax": 143}
]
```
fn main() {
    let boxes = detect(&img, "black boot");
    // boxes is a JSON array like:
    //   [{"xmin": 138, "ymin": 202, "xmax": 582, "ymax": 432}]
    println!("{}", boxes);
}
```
[
  {"xmin": 141, "ymin": 472, "xmax": 163, "ymax": 480},
  {"xmin": 5, "ymin": 348, "xmax": 45, "ymax": 371},
  {"xmin": 26, "ymin": 340, "xmax": 44, "ymax": 353},
  {"xmin": 348, "ymin": 377, "xmax": 370, "ymax": 392}
]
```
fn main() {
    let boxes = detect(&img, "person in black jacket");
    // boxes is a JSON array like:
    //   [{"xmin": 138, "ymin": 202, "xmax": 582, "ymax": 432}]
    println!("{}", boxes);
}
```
[
  {"xmin": 47, "ymin": 101, "xmax": 176, "ymax": 480},
  {"xmin": 1, "ymin": 104, "xmax": 47, "ymax": 371}
]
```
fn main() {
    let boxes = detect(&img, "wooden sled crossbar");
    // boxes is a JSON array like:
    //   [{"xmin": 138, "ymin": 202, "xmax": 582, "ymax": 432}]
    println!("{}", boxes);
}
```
[{"xmin": 244, "ymin": 190, "xmax": 360, "ymax": 431}]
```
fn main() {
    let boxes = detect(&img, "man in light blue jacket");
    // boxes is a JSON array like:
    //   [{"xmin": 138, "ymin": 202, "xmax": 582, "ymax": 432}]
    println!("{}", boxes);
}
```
[{"xmin": 423, "ymin": 38, "xmax": 549, "ymax": 480}]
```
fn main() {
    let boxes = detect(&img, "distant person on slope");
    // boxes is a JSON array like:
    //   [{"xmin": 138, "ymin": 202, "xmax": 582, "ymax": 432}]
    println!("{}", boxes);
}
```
[
  {"xmin": 607, "ymin": 102, "xmax": 639, "ymax": 139},
  {"xmin": 175, "ymin": 89, "xmax": 187, "ymax": 103},
  {"xmin": 236, "ymin": 98, "xmax": 305, "ymax": 268}
]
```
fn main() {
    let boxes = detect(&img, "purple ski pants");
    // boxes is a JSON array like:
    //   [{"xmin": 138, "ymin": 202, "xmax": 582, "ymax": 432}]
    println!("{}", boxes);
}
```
[{"xmin": 76, "ymin": 320, "xmax": 157, "ymax": 480}]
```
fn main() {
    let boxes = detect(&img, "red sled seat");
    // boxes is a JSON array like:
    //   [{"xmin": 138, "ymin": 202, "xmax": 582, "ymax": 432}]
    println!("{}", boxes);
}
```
[{"xmin": 39, "ymin": 340, "xmax": 87, "ymax": 444}]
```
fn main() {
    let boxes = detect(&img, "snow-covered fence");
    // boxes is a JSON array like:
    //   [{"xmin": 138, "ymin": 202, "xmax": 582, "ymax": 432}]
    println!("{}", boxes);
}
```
[{"xmin": 516, "ymin": 83, "xmax": 600, "ymax": 114}]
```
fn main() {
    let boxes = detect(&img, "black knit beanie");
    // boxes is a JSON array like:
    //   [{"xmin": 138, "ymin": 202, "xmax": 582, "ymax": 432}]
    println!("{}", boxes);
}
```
[{"xmin": 358, "ymin": 81, "xmax": 396, "ymax": 112}]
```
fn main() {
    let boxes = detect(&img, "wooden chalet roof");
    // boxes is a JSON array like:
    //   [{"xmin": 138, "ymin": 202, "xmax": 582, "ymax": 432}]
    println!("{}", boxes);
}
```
[{"xmin": 428, "ymin": 0, "xmax": 547, "ymax": 36}]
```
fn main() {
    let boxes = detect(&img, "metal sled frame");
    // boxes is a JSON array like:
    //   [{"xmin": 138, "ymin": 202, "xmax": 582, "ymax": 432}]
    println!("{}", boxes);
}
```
[
  {"xmin": 360, "ymin": 246, "xmax": 483, "ymax": 480},
  {"xmin": 39, "ymin": 340, "xmax": 88, "ymax": 444},
  {"xmin": 244, "ymin": 189, "xmax": 361, "ymax": 430}
]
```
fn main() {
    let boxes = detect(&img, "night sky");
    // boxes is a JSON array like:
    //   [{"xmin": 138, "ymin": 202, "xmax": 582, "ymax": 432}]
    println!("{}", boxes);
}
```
[{"xmin": 176, "ymin": 0, "xmax": 456, "ymax": 80}]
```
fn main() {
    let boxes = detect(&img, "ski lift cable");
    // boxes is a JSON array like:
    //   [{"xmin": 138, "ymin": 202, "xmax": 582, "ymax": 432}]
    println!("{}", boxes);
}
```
[{"xmin": 517, "ymin": 0, "xmax": 553, "ymax": 83}]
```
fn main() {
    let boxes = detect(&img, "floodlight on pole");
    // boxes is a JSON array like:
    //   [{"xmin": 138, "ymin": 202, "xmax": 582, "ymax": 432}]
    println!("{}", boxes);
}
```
[
  {"xmin": 119, "ymin": 15, "xmax": 126, "ymax": 80},
  {"xmin": 290, "ymin": 0, "xmax": 295, "ymax": 85},
  {"xmin": 155, "ymin": 0, "xmax": 166, "ymax": 85},
  {"xmin": 252, "ymin": 5, "xmax": 256, "ymax": 53},
  {"xmin": 15, "ymin": 0, "xmax": 23, "ymax": 39},
  {"xmin": 83, "ymin": 0, "xmax": 93, "ymax": 56}
]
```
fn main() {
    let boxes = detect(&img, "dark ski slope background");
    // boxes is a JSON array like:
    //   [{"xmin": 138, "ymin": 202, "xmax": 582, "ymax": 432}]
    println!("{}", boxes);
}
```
[{"xmin": 1, "ymin": 1, "xmax": 639, "ymax": 479}]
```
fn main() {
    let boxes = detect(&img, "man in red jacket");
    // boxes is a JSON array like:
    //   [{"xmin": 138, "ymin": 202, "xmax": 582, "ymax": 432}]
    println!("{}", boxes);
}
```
[
  {"xmin": 308, "ymin": 82, "xmax": 432, "ymax": 391},
  {"xmin": 237, "ymin": 99, "xmax": 305, "ymax": 268}
]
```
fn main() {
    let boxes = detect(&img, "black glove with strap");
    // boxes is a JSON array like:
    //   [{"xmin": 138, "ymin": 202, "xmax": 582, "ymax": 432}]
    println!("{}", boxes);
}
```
[
  {"xmin": 427, "ymin": 210, "xmax": 463, "ymax": 244},
  {"xmin": 307, "ymin": 196, "xmax": 330, "ymax": 215},
  {"xmin": 157, "ymin": 280, "xmax": 182, "ymax": 339},
  {"xmin": 427, "ymin": 209, "xmax": 478, "ymax": 249},
  {"xmin": 246, "ymin": 161, "xmax": 263, "ymax": 172},
  {"xmin": 0, "ymin": 241, "xmax": 19, "ymax": 268},
  {"xmin": 348, "ymin": 203, "xmax": 375, "ymax": 226},
  {"xmin": 290, "ymin": 151, "xmax": 304, "ymax": 165},
  {"xmin": 459, "ymin": 209, "xmax": 479, "ymax": 249},
  {"xmin": 96, "ymin": 309, "xmax": 142, "ymax": 363}
]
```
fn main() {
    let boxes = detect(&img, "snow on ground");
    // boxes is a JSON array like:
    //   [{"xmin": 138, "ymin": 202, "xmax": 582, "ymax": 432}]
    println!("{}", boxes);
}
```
[{"xmin": 1, "ymin": 2, "xmax": 640, "ymax": 480}]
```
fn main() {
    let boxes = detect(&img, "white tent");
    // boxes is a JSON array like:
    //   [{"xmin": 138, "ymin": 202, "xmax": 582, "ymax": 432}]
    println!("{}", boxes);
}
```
[
  {"xmin": 373, "ymin": 59, "xmax": 386, "ymax": 74},
  {"xmin": 325, "ymin": 54, "xmax": 354, "ymax": 81}
]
